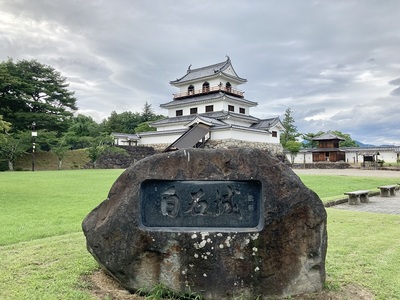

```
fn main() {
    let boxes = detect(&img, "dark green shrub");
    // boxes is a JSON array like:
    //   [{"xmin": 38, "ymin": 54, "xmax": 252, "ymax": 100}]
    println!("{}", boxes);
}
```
[{"xmin": 0, "ymin": 160, "xmax": 8, "ymax": 171}]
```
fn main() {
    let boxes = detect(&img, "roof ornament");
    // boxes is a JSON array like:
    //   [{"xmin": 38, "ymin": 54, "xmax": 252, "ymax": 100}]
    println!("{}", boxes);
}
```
[
  {"xmin": 187, "ymin": 64, "xmax": 192, "ymax": 73},
  {"xmin": 226, "ymin": 55, "xmax": 230, "ymax": 61}
]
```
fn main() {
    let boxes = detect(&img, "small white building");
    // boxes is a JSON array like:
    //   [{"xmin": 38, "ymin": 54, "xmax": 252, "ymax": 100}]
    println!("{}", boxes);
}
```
[
  {"xmin": 343, "ymin": 146, "xmax": 400, "ymax": 165},
  {"xmin": 286, "ymin": 146, "xmax": 400, "ymax": 165},
  {"xmin": 114, "ymin": 57, "xmax": 284, "ymax": 153}
]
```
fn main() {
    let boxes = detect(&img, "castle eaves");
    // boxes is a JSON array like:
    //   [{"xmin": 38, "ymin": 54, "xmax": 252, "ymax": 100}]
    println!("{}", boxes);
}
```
[
  {"xmin": 170, "ymin": 57, "xmax": 247, "ymax": 85},
  {"xmin": 160, "ymin": 92, "xmax": 257, "ymax": 108}
]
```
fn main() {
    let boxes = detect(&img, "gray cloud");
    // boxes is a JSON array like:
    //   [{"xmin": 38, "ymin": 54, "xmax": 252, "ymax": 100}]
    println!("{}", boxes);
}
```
[
  {"xmin": 389, "ymin": 78, "xmax": 400, "ymax": 86},
  {"xmin": 1, "ymin": 0, "xmax": 400, "ymax": 145},
  {"xmin": 390, "ymin": 87, "xmax": 400, "ymax": 96}
]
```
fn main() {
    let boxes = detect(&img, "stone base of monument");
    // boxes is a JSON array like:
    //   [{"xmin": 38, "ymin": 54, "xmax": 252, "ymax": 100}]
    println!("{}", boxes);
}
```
[{"xmin": 82, "ymin": 148, "xmax": 327, "ymax": 299}]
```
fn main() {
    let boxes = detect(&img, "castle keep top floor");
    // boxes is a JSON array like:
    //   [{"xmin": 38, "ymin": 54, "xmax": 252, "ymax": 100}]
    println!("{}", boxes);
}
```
[
  {"xmin": 161, "ymin": 57, "xmax": 258, "ymax": 118},
  {"xmin": 170, "ymin": 56, "xmax": 248, "ymax": 100}
]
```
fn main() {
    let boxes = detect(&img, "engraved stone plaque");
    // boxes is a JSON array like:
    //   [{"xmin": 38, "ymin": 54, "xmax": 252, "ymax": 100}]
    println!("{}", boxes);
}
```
[
  {"xmin": 140, "ymin": 180, "xmax": 262, "ymax": 230},
  {"xmin": 83, "ymin": 148, "xmax": 327, "ymax": 299}
]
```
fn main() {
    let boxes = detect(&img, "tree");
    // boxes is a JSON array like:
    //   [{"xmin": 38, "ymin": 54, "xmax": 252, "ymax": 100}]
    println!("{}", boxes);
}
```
[
  {"xmin": 0, "ymin": 115, "xmax": 11, "ymax": 144},
  {"xmin": 101, "ymin": 102, "xmax": 165, "ymax": 135},
  {"xmin": 135, "ymin": 121, "xmax": 157, "ymax": 133},
  {"xmin": 86, "ymin": 135, "xmax": 114, "ymax": 168},
  {"xmin": 0, "ymin": 131, "xmax": 30, "ymax": 171},
  {"xmin": 301, "ymin": 132, "xmax": 323, "ymax": 148},
  {"xmin": 52, "ymin": 140, "xmax": 70, "ymax": 170},
  {"xmin": 102, "ymin": 111, "xmax": 142, "ymax": 134},
  {"xmin": 331, "ymin": 130, "xmax": 358, "ymax": 147},
  {"xmin": 68, "ymin": 114, "xmax": 101, "ymax": 137},
  {"xmin": 141, "ymin": 101, "xmax": 155, "ymax": 122},
  {"xmin": 0, "ymin": 58, "xmax": 77, "ymax": 132},
  {"xmin": 280, "ymin": 107, "xmax": 299, "ymax": 147},
  {"xmin": 40, "ymin": 132, "xmax": 71, "ymax": 170},
  {"xmin": 285, "ymin": 140, "xmax": 302, "ymax": 164},
  {"xmin": 64, "ymin": 114, "xmax": 102, "ymax": 149}
]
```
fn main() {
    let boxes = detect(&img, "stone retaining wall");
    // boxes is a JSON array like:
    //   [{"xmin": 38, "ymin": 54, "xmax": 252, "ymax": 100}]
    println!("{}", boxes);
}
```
[
  {"xmin": 96, "ymin": 146, "xmax": 158, "ymax": 169},
  {"xmin": 204, "ymin": 139, "xmax": 283, "ymax": 154},
  {"xmin": 140, "ymin": 140, "xmax": 284, "ymax": 154},
  {"xmin": 141, "ymin": 143, "xmax": 169, "ymax": 152},
  {"xmin": 291, "ymin": 162, "xmax": 350, "ymax": 169},
  {"xmin": 105, "ymin": 140, "xmax": 284, "ymax": 169}
]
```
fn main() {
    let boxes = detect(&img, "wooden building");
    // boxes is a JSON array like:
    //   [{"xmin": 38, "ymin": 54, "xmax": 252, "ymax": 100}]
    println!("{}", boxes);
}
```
[{"xmin": 311, "ymin": 131, "xmax": 345, "ymax": 162}]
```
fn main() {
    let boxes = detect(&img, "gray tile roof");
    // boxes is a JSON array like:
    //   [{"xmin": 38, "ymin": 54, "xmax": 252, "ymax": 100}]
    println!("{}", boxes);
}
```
[
  {"xmin": 312, "ymin": 131, "xmax": 345, "ymax": 141},
  {"xmin": 250, "ymin": 117, "xmax": 281, "ymax": 129},
  {"xmin": 170, "ymin": 57, "xmax": 247, "ymax": 84},
  {"xmin": 341, "ymin": 146, "xmax": 400, "ymax": 153},
  {"xmin": 226, "ymin": 111, "xmax": 260, "ymax": 122},
  {"xmin": 150, "ymin": 113, "xmax": 227, "ymax": 127},
  {"xmin": 160, "ymin": 92, "xmax": 257, "ymax": 108},
  {"xmin": 188, "ymin": 115, "xmax": 227, "ymax": 126},
  {"xmin": 151, "ymin": 115, "xmax": 197, "ymax": 126},
  {"xmin": 111, "ymin": 132, "xmax": 140, "ymax": 140},
  {"xmin": 151, "ymin": 110, "xmax": 279, "ymax": 130}
]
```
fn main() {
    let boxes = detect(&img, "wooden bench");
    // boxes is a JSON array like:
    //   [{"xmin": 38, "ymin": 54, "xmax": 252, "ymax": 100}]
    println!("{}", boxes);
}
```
[
  {"xmin": 344, "ymin": 190, "xmax": 370, "ymax": 205},
  {"xmin": 377, "ymin": 185, "xmax": 397, "ymax": 197}
]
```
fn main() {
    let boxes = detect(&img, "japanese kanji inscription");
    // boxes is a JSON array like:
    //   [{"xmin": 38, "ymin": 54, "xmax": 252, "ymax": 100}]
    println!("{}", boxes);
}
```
[{"xmin": 140, "ymin": 180, "xmax": 262, "ymax": 230}]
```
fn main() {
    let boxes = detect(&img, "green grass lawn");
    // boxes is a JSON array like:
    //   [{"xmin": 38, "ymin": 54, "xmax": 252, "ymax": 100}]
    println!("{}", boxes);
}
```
[
  {"xmin": 325, "ymin": 210, "xmax": 400, "ymax": 299},
  {"xmin": 0, "ymin": 169, "xmax": 124, "ymax": 246},
  {"xmin": 0, "ymin": 169, "xmax": 399, "ymax": 299}
]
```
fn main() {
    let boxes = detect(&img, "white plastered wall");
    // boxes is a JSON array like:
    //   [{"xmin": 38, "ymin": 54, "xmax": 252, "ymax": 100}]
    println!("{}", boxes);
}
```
[{"xmin": 211, "ymin": 128, "xmax": 278, "ymax": 143}]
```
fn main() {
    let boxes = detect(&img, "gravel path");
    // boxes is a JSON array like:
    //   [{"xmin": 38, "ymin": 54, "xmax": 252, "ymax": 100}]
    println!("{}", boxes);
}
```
[
  {"xmin": 293, "ymin": 168, "xmax": 400, "ymax": 178},
  {"xmin": 293, "ymin": 168, "xmax": 400, "ymax": 215}
]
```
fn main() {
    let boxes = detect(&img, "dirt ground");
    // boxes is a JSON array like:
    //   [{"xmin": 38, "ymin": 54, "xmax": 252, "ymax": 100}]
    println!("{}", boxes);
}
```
[
  {"xmin": 84, "ymin": 167, "xmax": 393, "ymax": 299},
  {"xmin": 84, "ymin": 270, "xmax": 374, "ymax": 300}
]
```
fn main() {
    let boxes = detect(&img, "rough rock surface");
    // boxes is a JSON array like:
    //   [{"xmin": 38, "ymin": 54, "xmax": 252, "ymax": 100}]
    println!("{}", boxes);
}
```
[{"xmin": 82, "ymin": 148, "xmax": 327, "ymax": 299}]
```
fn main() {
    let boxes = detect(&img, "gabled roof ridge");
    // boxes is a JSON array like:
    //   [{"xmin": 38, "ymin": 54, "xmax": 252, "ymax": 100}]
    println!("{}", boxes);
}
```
[
  {"xmin": 170, "ymin": 56, "xmax": 246, "ymax": 85},
  {"xmin": 171, "ymin": 57, "xmax": 229, "ymax": 83},
  {"xmin": 184, "ymin": 114, "xmax": 228, "ymax": 127},
  {"xmin": 259, "ymin": 116, "xmax": 280, "ymax": 125},
  {"xmin": 187, "ymin": 58, "xmax": 229, "ymax": 74},
  {"xmin": 249, "ymin": 116, "xmax": 284, "ymax": 131},
  {"xmin": 225, "ymin": 111, "xmax": 260, "ymax": 122},
  {"xmin": 312, "ymin": 130, "xmax": 345, "ymax": 141}
]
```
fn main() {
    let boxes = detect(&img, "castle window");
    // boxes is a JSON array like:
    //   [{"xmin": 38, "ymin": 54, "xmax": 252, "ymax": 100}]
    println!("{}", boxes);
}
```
[
  {"xmin": 205, "ymin": 105, "xmax": 214, "ymax": 112},
  {"xmin": 226, "ymin": 82, "xmax": 232, "ymax": 92},
  {"xmin": 202, "ymin": 82, "xmax": 210, "ymax": 93},
  {"xmin": 228, "ymin": 105, "xmax": 234, "ymax": 112},
  {"xmin": 239, "ymin": 107, "xmax": 245, "ymax": 114},
  {"xmin": 272, "ymin": 131, "xmax": 277, "ymax": 137},
  {"xmin": 190, "ymin": 107, "xmax": 198, "ymax": 115},
  {"xmin": 188, "ymin": 85, "xmax": 194, "ymax": 95},
  {"xmin": 176, "ymin": 109, "xmax": 183, "ymax": 116}
]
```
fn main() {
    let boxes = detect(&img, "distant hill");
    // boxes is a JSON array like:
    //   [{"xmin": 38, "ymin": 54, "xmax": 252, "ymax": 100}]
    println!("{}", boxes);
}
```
[
  {"xmin": 355, "ymin": 141, "xmax": 375, "ymax": 147},
  {"xmin": 355, "ymin": 141, "xmax": 397, "ymax": 147}
]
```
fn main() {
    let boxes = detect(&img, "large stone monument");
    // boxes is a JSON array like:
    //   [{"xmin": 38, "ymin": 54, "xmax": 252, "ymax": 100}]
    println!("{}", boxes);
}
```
[{"xmin": 83, "ymin": 148, "xmax": 327, "ymax": 299}]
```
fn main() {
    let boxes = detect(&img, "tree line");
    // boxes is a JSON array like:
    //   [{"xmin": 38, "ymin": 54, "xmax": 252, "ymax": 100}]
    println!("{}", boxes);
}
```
[{"xmin": 0, "ymin": 58, "xmax": 164, "ymax": 170}]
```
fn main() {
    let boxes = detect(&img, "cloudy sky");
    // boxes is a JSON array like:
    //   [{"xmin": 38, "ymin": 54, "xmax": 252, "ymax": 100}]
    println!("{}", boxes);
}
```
[{"xmin": 1, "ymin": 0, "xmax": 399, "ymax": 145}]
